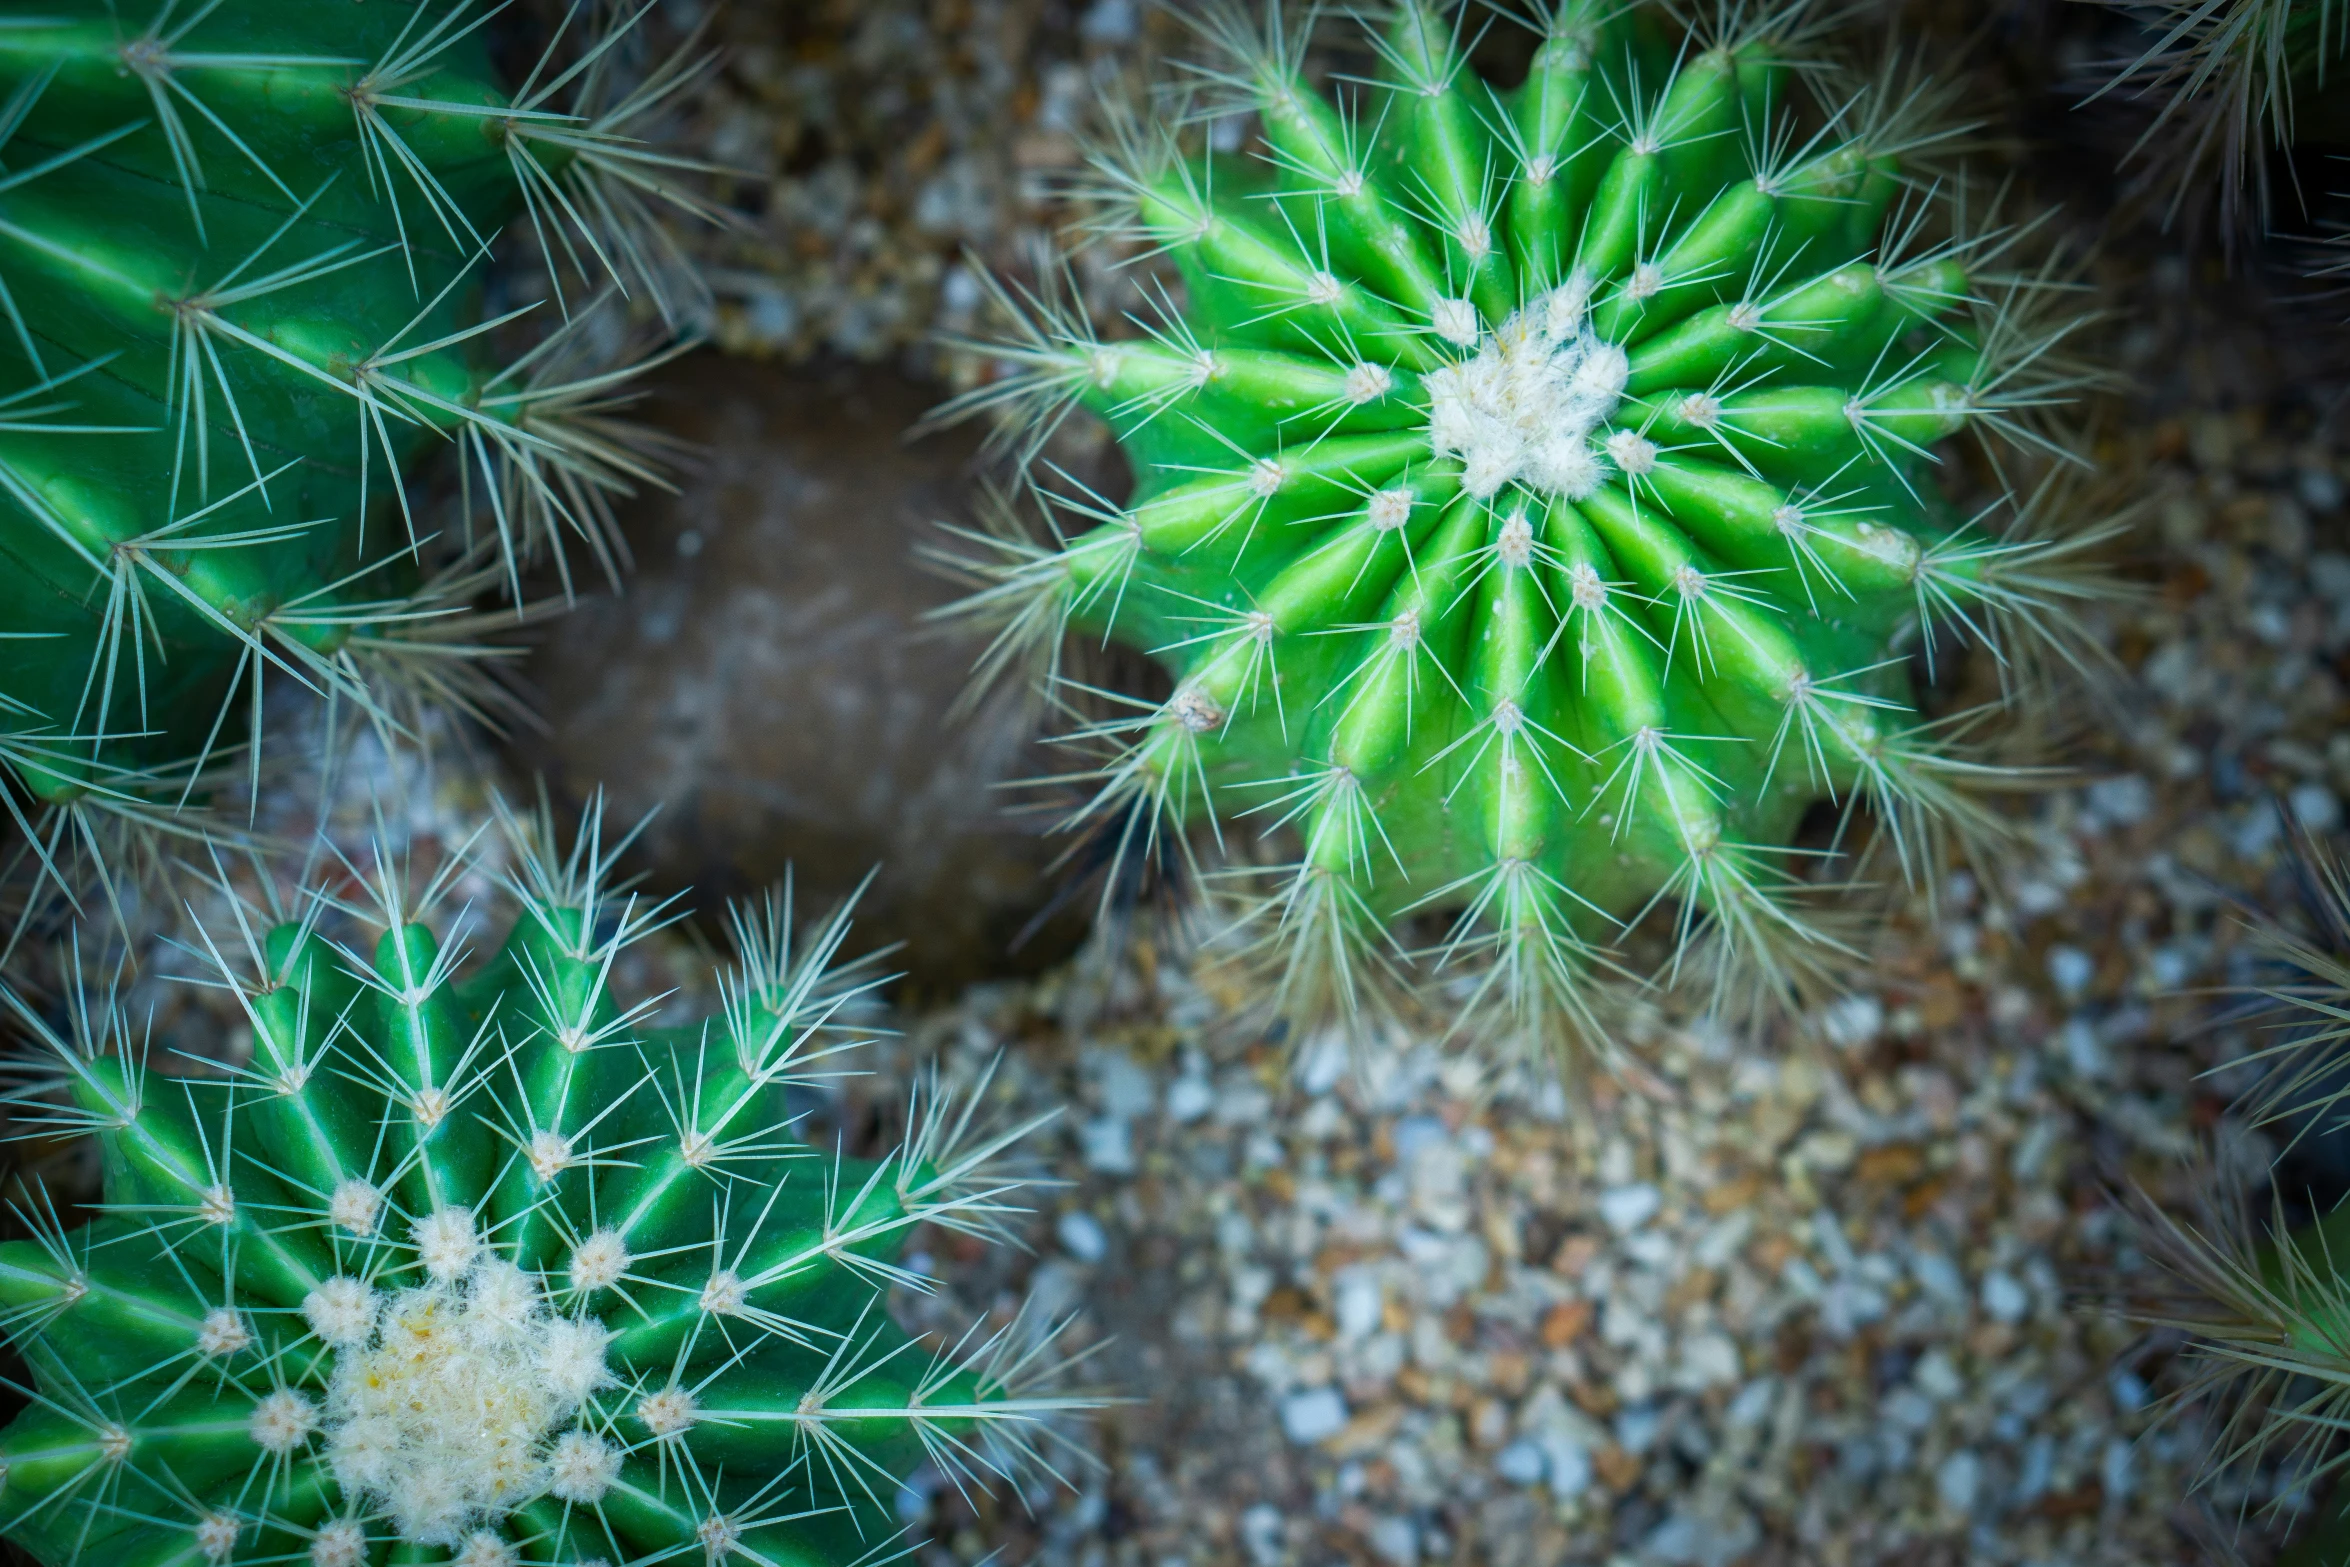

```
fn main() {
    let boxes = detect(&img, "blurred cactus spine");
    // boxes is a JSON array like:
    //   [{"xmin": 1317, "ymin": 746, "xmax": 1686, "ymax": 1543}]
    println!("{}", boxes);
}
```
[
  {"xmin": 0, "ymin": 801, "xmax": 1088, "ymax": 1567},
  {"xmin": 2090, "ymin": 0, "xmax": 2349, "ymax": 238},
  {"xmin": 939, "ymin": 0, "xmax": 2109, "ymax": 1044},
  {"xmin": 2131, "ymin": 831, "xmax": 2350, "ymax": 1564},
  {"xmin": 0, "ymin": 1, "xmax": 718, "ymax": 884}
]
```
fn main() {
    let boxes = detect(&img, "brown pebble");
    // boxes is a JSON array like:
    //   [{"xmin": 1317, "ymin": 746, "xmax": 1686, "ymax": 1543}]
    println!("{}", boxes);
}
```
[
  {"xmin": 1856, "ymin": 1144, "xmax": 1926, "ymax": 1185},
  {"xmin": 1592, "ymin": 1445, "xmax": 1643, "ymax": 1492},
  {"xmin": 1702, "ymin": 1171, "xmax": 1764, "ymax": 1214},
  {"xmin": 1540, "ymin": 1300, "xmax": 1593, "ymax": 1349}
]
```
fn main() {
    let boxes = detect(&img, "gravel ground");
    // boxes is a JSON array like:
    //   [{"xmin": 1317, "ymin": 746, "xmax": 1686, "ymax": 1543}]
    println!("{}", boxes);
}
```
[
  {"xmin": 632, "ymin": 1, "xmax": 2350, "ymax": 1562},
  {"xmin": 10, "ymin": 1, "xmax": 2350, "ymax": 1564}
]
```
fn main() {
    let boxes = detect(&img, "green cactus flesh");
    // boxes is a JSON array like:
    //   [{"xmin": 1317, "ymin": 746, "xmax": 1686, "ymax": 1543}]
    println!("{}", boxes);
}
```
[
  {"xmin": 0, "ymin": 1, "xmax": 673, "ymax": 815},
  {"xmin": 0, "ymin": 815, "xmax": 1074, "ymax": 1567},
  {"xmin": 952, "ymin": 1, "xmax": 2099, "ymax": 1029}
]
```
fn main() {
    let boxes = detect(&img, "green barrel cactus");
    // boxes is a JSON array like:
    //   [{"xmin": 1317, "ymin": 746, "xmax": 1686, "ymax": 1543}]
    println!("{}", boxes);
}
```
[
  {"xmin": 941, "ymin": 0, "xmax": 2107, "ymax": 1038},
  {"xmin": 0, "ymin": 803, "xmax": 1084, "ymax": 1567},
  {"xmin": 0, "ymin": 2, "xmax": 707, "ymax": 877}
]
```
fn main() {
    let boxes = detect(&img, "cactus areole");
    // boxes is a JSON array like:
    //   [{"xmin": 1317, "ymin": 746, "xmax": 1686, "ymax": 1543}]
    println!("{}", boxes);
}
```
[
  {"xmin": 0, "ymin": 814, "xmax": 1077, "ymax": 1567},
  {"xmin": 950, "ymin": 0, "xmax": 2097, "ymax": 1032},
  {"xmin": 0, "ymin": 1, "xmax": 674, "ymax": 813}
]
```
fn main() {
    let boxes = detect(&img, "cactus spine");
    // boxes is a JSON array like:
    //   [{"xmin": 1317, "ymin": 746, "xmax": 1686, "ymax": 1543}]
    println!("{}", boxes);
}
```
[
  {"xmin": 0, "ymin": 804, "xmax": 1084, "ymax": 1567},
  {"xmin": 941, "ymin": 0, "xmax": 2107, "ymax": 1040},
  {"xmin": 2092, "ymin": 0, "xmax": 2350, "ymax": 238},
  {"xmin": 0, "ymin": 2, "xmax": 707, "ymax": 877}
]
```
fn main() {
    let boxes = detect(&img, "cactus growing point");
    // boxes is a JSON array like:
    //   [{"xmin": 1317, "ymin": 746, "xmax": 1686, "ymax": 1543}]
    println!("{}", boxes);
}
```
[
  {"xmin": 0, "ymin": 802, "xmax": 1088, "ymax": 1567},
  {"xmin": 938, "ymin": 0, "xmax": 2111, "ymax": 1043}
]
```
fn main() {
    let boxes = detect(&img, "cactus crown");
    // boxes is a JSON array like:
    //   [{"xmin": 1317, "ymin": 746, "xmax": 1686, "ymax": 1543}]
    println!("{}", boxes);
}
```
[
  {"xmin": 938, "ymin": 0, "xmax": 2110, "ymax": 1045},
  {"xmin": 0, "ymin": 802, "xmax": 1086, "ymax": 1567},
  {"xmin": 0, "ymin": 1, "xmax": 718, "ymax": 899}
]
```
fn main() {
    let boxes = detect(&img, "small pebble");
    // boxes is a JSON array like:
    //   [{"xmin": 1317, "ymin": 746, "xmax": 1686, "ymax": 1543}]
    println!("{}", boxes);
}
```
[
  {"xmin": 1597, "ymin": 1183, "xmax": 1662, "ymax": 1234},
  {"xmin": 1056, "ymin": 1210, "xmax": 1108, "ymax": 1264},
  {"xmin": 1278, "ymin": 1387, "xmax": 1348, "ymax": 1445}
]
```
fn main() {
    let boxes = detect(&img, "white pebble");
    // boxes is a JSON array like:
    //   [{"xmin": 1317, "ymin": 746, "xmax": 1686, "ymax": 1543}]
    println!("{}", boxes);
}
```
[
  {"xmin": 1677, "ymin": 1331, "xmax": 1741, "ymax": 1387},
  {"xmin": 1334, "ymin": 1269, "xmax": 1384, "ymax": 1341},
  {"xmin": 2045, "ymin": 945, "xmax": 2094, "ymax": 997},
  {"xmin": 1278, "ymin": 1386, "xmax": 1349, "ymax": 1444},
  {"xmin": 1367, "ymin": 1514, "xmax": 1418, "ymax": 1567},
  {"xmin": 1724, "ymin": 1379, "xmax": 1774, "ymax": 1428},
  {"xmin": 1540, "ymin": 1435, "xmax": 1593, "ymax": 1497},
  {"xmin": 1598, "ymin": 1183, "xmax": 1662, "ymax": 1234},
  {"xmin": 1166, "ymin": 1074, "xmax": 1214, "ymax": 1123},
  {"xmin": 1056, "ymin": 1210, "xmax": 1108, "ymax": 1263},
  {"xmin": 1817, "ymin": 994, "xmax": 1883, "ymax": 1049},
  {"xmin": 1935, "ymin": 1450, "xmax": 1980, "ymax": 1514},
  {"xmin": 1077, "ymin": 1116, "xmax": 1134, "ymax": 1174},
  {"xmin": 1494, "ymin": 1440, "xmax": 1547, "ymax": 1486},
  {"xmin": 1980, "ymin": 1270, "xmax": 2029, "ymax": 1323},
  {"xmin": 1092, "ymin": 1050, "xmax": 1156, "ymax": 1119},
  {"xmin": 2293, "ymin": 782, "xmax": 2341, "ymax": 833},
  {"xmin": 1239, "ymin": 1502, "xmax": 1285, "ymax": 1567}
]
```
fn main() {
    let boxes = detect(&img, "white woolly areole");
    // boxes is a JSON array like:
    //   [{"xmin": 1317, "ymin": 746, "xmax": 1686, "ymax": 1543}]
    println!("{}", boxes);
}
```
[
  {"xmin": 198, "ymin": 1308, "xmax": 251, "ymax": 1358},
  {"xmin": 310, "ymin": 1520, "xmax": 366, "ymax": 1567},
  {"xmin": 568, "ymin": 1230, "xmax": 629, "ymax": 1294},
  {"xmin": 321, "ymin": 1237, "xmax": 613, "ymax": 1546},
  {"xmin": 304, "ymin": 1277, "xmax": 378, "ymax": 1348},
  {"xmin": 1422, "ymin": 285, "xmax": 1627, "ymax": 501},
  {"xmin": 636, "ymin": 1385, "xmax": 697, "ymax": 1441},
  {"xmin": 195, "ymin": 1512, "xmax": 240, "ymax": 1564},
  {"xmin": 546, "ymin": 1430, "xmax": 621, "ymax": 1504},
  {"xmin": 412, "ymin": 1206, "xmax": 479, "ymax": 1281},
  {"xmin": 329, "ymin": 1179, "xmax": 383, "ymax": 1237},
  {"xmin": 456, "ymin": 1532, "xmax": 517, "ymax": 1567},
  {"xmin": 251, "ymin": 1390, "xmax": 320, "ymax": 1454}
]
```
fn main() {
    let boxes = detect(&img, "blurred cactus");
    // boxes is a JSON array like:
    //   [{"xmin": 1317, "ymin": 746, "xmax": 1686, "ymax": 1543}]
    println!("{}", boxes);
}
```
[
  {"xmin": 0, "ymin": 1, "xmax": 721, "ymax": 904},
  {"xmin": 936, "ymin": 0, "xmax": 2111, "ymax": 1046},
  {"xmin": 0, "ymin": 798, "xmax": 1088, "ymax": 1567},
  {"xmin": 2088, "ymin": 0, "xmax": 2350, "ymax": 239},
  {"xmin": 2132, "ymin": 825, "xmax": 2350, "ymax": 1562}
]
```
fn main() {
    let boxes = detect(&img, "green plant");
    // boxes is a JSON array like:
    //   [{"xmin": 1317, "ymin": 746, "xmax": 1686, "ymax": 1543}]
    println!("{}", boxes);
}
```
[
  {"xmin": 2133, "ymin": 830, "xmax": 2350, "ymax": 1563},
  {"xmin": 0, "ymin": 800, "xmax": 1087, "ymax": 1567},
  {"xmin": 2088, "ymin": 0, "xmax": 2350, "ymax": 240},
  {"xmin": 0, "ymin": 1, "xmax": 715, "ymax": 898},
  {"xmin": 938, "ymin": 0, "xmax": 2108, "ymax": 1042}
]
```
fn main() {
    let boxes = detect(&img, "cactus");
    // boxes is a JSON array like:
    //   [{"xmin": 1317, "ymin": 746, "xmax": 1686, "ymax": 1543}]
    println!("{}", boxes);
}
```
[
  {"xmin": 0, "ymin": 801, "xmax": 1086, "ymax": 1567},
  {"xmin": 2123, "ymin": 827, "xmax": 2350, "ymax": 1563},
  {"xmin": 937, "ymin": 0, "xmax": 2108, "ymax": 1040},
  {"xmin": 2088, "ymin": 0, "xmax": 2350, "ymax": 240},
  {"xmin": 0, "ymin": 1, "xmax": 715, "ymax": 897}
]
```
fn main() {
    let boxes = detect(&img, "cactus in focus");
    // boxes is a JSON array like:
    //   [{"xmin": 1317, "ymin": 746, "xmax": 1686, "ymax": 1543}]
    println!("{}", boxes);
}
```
[
  {"xmin": 0, "ymin": 802, "xmax": 1085, "ymax": 1567},
  {"xmin": 939, "ymin": 0, "xmax": 2108, "ymax": 1039},
  {"xmin": 0, "ymin": 2, "xmax": 714, "ymax": 886}
]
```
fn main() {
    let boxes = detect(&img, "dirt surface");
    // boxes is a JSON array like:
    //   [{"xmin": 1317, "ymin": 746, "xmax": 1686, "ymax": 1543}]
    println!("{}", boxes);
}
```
[{"xmin": 514, "ymin": 356, "xmax": 1094, "ymax": 995}]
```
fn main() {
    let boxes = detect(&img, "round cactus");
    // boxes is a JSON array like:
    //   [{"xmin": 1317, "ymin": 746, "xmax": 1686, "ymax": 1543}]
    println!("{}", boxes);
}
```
[
  {"xmin": 0, "ymin": 2, "xmax": 714, "ymax": 885},
  {"xmin": 0, "ymin": 802, "xmax": 1083, "ymax": 1567},
  {"xmin": 940, "ymin": 0, "xmax": 2108, "ymax": 1039}
]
